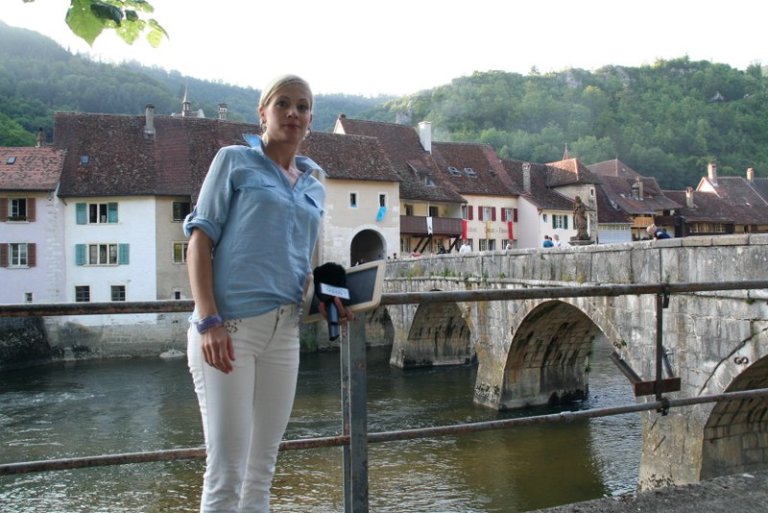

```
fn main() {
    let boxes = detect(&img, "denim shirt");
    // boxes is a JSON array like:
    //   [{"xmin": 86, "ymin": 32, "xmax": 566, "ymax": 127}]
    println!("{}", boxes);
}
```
[{"xmin": 184, "ymin": 134, "xmax": 325, "ymax": 321}]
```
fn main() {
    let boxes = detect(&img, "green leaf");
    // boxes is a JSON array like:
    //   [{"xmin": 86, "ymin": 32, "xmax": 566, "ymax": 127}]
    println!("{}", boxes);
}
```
[
  {"xmin": 90, "ymin": 1, "xmax": 124, "ymax": 25},
  {"xmin": 65, "ymin": 0, "xmax": 105, "ymax": 46}
]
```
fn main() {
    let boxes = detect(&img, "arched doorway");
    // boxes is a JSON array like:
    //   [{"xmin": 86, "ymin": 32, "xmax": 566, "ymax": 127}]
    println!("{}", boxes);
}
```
[{"xmin": 350, "ymin": 229, "xmax": 386, "ymax": 265}]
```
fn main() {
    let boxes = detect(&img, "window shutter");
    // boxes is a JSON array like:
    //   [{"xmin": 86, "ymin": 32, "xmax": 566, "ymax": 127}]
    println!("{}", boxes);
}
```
[
  {"xmin": 26, "ymin": 198, "xmax": 36, "ymax": 222},
  {"xmin": 491, "ymin": 208, "xmax": 497, "ymax": 221},
  {"xmin": 75, "ymin": 244, "xmax": 86, "ymax": 265},
  {"xmin": 552, "ymin": 215, "xmax": 557, "ymax": 229},
  {"xmin": 27, "ymin": 243, "xmax": 36, "ymax": 267},
  {"xmin": 478, "ymin": 207, "xmax": 483, "ymax": 221},
  {"xmin": 513, "ymin": 208, "xmax": 518, "ymax": 222},
  {"xmin": 0, "ymin": 244, "xmax": 7, "ymax": 267},
  {"xmin": 0, "ymin": 198, "xmax": 7, "ymax": 222},
  {"xmin": 119, "ymin": 244, "xmax": 130, "ymax": 265},
  {"xmin": 501, "ymin": 209, "xmax": 507, "ymax": 222},
  {"xmin": 107, "ymin": 203, "xmax": 118, "ymax": 223},
  {"xmin": 468, "ymin": 206, "xmax": 474, "ymax": 220},
  {"xmin": 76, "ymin": 203, "xmax": 87, "ymax": 224},
  {"xmin": 564, "ymin": 216, "xmax": 569, "ymax": 229}
]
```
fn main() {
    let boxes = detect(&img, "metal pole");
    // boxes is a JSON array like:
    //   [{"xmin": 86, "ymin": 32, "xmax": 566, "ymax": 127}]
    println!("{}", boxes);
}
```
[
  {"xmin": 340, "ymin": 327, "xmax": 352, "ymax": 512},
  {"xmin": 656, "ymin": 292, "xmax": 664, "ymax": 403},
  {"xmin": 343, "ymin": 317, "xmax": 369, "ymax": 512}
]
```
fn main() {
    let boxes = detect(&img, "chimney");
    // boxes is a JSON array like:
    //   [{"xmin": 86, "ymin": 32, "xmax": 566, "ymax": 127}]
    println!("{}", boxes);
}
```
[
  {"xmin": 36, "ymin": 127, "xmax": 44, "ymax": 147},
  {"xmin": 218, "ymin": 103, "xmax": 228, "ymax": 120},
  {"xmin": 144, "ymin": 104, "xmax": 156, "ymax": 137},
  {"xmin": 747, "ymin": 167, "xmax": 755, "ymax": 182},
  {"xmin": 685, "ymin": 187, "xmax": 695, "ymax": 208},
  {"xmin": 522, "ymin": 162, "xmax": 531, "ymax": 193},
  {"xmin": 632, "ymin": 177, "xmax": 644, "ymax": 200},
  {"xmin": 707, "ymin": 162, "xmax": 718, "ymax": 185},
  {"xmin": 418, "ymin": 121, "xmax": 432, "ymax": 153}
]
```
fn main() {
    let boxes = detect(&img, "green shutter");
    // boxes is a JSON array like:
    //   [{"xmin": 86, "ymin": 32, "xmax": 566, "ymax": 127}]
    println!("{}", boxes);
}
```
[
  {"xmin": 75, "ymin": 244, "xmax": 86, "ymax": 265},
  {"xmin": 118, "ymin": 244, "xmax": 129, "ymax": 265},
  {"xmin": 76, "ymin": 203, "xmax": 87, "ymax": 224},
  {"xmin": 107, "ymin": 203, "xmax": 118, "ymax": 223},
  {"xmin": 564, "ymin": 216, "xmax": 569, "ymax": 229},
  {"xmin": 552, "ymin": 215, "xmax": 556, "ymax": 229}
]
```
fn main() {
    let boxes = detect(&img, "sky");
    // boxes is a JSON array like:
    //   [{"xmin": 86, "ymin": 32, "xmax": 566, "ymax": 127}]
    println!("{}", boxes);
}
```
[{"xmin": 2, "ymin": 0, "xmax": 767, "ymax": 97}]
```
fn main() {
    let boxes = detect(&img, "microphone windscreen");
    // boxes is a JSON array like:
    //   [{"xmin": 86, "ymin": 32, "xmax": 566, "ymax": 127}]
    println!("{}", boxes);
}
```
[{"xmin": 313, "ymin": 263, "xmax": 347, "ymax": 301}]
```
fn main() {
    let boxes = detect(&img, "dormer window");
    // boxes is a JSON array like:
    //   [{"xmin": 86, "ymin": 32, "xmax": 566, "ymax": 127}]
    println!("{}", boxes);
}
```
[
  {"xmin": 463, "ymin": 167, "xmax": 477, "ymax": 178},
  {"xmin": 6, "ymin": 157, "xmax": 16, "ymax": 165},
  {"xmin": 80, "ymin": 155, "xmax": 90, "ymax": 166},
  {"xmin": 424, "ymin": 176, "xmax": 435, "ymax": 186},
  {"xmin": 447, "ymin": 166, "xmax": 462, "ymax": 177}
]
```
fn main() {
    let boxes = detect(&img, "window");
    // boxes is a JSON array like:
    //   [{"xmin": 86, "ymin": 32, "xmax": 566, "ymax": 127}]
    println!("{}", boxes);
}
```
[
  {"xmin": 75, "ymin": 286, "xmax": 90, "ymax": 303},
  {"xmin": 173, "ymin": 242, "xmax": 189, "ymax": 263},
  {"xmin": 463, "ymin": 167, "xmax": 477, "ymax": 177},
  {"xmin": 76, "ymin": 202, "xmax": 118, "ymax": 224},
  {"xmin": 479, "ymin": 239, "xmax": 488, "ymax": 251},
  {"xmin": 10, "ymin": 199, "xmax": 27, "ymax": 220},
  {"xmin": 379, "ymin": 194, "xmax": 387, "ymax": 207},
  {"xmin": 24, "ymin": 292, "xmax": 32, "ymax": 303},
  {"xmin": 88, "ymin": 244, "xmax": 118, "ymax": 265},
  {"xmin": 543, "ymin": 214, "xmax": 548, "ymax": 222},
  {"xmin": 552, "ymin": 215, "xmax": 569, "ymax": 229},
  {"xmin": 428, "ymin": 206, "xmax": 438, "ymax": 217},
  {"xmin": 173, "ymin": 289, "xmax": 182, "ymax": 300},
  {"xmin": 349, "ymin": 193, "xmax": 357, "ymax": 208},
  {"xmin": 10, "ymin": 243, "xmax": 28, "ymax": 266},
  {"xmin": 6, "ymin": 156, "xmax": 16, "ymax": 165},
  {"xmin": 447, "ymin": 166, "xmax": 462, "ymax": 177},
  {"xmin": 0, "ymin": 243, "xmax": 36, "ymax": 267},
  {"xmin": 501, "ymin": 208, "xmax": 518, "ymax": 222},
  {"xmin": 405, "ymin": 204, "xmax": 413, "ymax": 216},
  {"xmin": 173, "ymin": 201, "xmax": 192, "ymax": 221},
  {"xmin": 111, "ymin": 285, "xmax": 126, "ymax": 302},
  {"xmin": 76, "ymin": 243, "xmax": 129, "ymax": 266},
  {"xmin": 481, "ymin": 207, "xmax": 492, "ymax": 221}
]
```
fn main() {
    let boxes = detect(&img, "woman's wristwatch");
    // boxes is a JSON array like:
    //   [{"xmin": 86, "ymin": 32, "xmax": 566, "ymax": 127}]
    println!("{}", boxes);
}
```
[{"xmin": 196, "ymin": 314, "xmax": 224, "ymax": 334}]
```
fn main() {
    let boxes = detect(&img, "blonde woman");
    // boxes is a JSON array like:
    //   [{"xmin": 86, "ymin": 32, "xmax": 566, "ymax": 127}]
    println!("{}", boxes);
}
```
[{"xmin": 185, "ymin": 75, "xmax": 323, "ymax": 512}]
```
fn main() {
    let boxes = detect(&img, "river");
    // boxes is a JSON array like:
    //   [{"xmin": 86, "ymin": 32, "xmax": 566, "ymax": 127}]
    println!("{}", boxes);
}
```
[{"xmin": 0, "ymin": 341, "xmax": 641, "ymax": 512}]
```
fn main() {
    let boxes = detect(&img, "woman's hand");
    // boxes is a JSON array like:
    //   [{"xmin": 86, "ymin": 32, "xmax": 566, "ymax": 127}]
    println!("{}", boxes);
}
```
[
  {"xmin": 317, "ymin": 297, "xmax": 355, "ymax": 326},
  {"xmin": 201, "ymin": 325, "xmax": 235, "ymax": 374}
]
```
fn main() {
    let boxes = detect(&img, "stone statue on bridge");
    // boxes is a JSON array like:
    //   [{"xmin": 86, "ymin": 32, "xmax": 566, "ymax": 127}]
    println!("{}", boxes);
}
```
[{"xmin": 572, "ymin": 195, "xmax": 590, "ymax": 241}]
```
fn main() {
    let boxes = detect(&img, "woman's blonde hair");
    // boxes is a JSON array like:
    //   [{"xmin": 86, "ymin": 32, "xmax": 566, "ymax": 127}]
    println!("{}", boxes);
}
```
[{"xmin": 258, "ymin": 74, "xmax": 313, "ymax": 112}]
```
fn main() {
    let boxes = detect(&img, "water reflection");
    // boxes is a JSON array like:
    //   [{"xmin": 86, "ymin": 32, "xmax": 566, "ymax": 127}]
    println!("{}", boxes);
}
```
[{"xmin": 0, "ymin": 342, "xmax": 640, "ymax": 512}]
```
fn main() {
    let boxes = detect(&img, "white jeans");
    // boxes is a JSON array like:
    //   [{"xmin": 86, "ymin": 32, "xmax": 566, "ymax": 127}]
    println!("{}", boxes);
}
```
[{"xmin": 188, "ymin": 305, "xmax": 300, "ymax": 513}]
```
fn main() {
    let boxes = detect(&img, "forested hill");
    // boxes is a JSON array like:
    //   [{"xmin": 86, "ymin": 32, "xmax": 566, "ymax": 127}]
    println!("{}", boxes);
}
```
[
  {"xmin": 0, "ymin": 22, "xmax": 390, "ymax": 145},
  {"xmin": 370, "ymin": 61, "xmax": 768, "ymax": 188},
  {"xmin": 2, "ymin": 22, "xmax": 768, "ymax": 189}
]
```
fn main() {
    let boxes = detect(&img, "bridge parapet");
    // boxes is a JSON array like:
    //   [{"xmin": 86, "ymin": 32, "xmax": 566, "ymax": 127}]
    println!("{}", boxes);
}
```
[{"xmin": 380, "ymin": 234, "xmax": 768, "ymax": 490}]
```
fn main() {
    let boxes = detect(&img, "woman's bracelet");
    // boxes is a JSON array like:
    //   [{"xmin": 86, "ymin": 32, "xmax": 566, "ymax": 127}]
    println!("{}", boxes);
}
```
[{"xmin": 196, "ymin": 314, "xmax": 224, "ymax": 334}]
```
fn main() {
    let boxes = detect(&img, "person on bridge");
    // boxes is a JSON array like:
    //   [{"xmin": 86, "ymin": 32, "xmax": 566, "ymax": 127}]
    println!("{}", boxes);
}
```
[
  {"xmin": 183, "ymin": 74, "xmax": 341, "ymax": 513},
  {"xmin": 542, "ymin": 235, "xmax": 554, "ymax": 248},
  {"xmin": 647, "ymin": 224, "xmax": 671, "ymax": 239},
  {"xmin": 459, "ymin": 240, "xmax": 472, "ymax": 253}
]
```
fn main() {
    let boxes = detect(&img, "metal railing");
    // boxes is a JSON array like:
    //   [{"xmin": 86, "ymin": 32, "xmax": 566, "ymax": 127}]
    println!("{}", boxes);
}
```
[{"xmin": 2, "ymin": 280, "xmax": 768, "ymax": 513}]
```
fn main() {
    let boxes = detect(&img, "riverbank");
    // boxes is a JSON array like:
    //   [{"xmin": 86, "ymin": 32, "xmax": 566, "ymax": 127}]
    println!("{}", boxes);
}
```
[{"xmin": 534, "ymin": 471, "xmax": 768, "ymax": 513}]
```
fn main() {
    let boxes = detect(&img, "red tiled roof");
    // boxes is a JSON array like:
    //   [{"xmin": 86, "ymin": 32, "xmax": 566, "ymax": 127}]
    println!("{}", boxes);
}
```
[
  {"xmin": 546, "ymin": 158, "xmax": 602, "ymax": 187},
  {"xmin": 54, "ymin": 112, "xmax": 255, "ymax": 200},
  {"xmin": 664, "ymin": 189, "xmax": 768, "ymax": 224},
  {"xmin": 588, "ymin": 159, "xmax": 642, "ymax": 178},
  {"xmin": 299, "ymin": 133, "xmax": 400, "ymax": 182},
  {"xmin": 597, "ymin": 175, "xmax": 681, "ymax": 215},
  {"xmin": 502, "ymin": 159, "xmax": 574, "ymax": 211},
  {"xmin": 0, "ymin": 146, "xmax": 65, "ymax": 191},
  {"xmin": 336, "ymin": 117, "xmax": 464, "ymax": 203},
  {"xmin": 432, "ymin": 141, "xmax": 519, "ymax": 196}
]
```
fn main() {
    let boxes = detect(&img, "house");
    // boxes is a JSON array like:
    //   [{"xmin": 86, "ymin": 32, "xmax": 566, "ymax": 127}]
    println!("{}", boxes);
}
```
[
  {"xmin": 501, "ymin": 159, "xmax": 577, "ymax": 248},
  {"xmin": 431, "ymin": 140, "xmax": 520, "ymax": 251},
  {"xmin": 299, "ymin": 132, "xmax": 401, "ymax": 266},
  {"xmin": 694, "ymin": 163, "xmax": 768, "ymax": 233},
  {"xmin": 334, "ymin": 116, "xmax": 465, "ymax": 256},
  {"xmin": 0, "ymin": 145, "xmax": 66, "ymax": 304},
  {"xmin": 588, "ymin": 159, "xmax": 681, "ymax": 240},
  {"xmin": 53, "ymin": 108, "xmax": 256, "ymax": 310},
  {"xmin": 662, "ymin": 187, "xmax": 738, "ymax": 236},
  {"xmin": 545, "ymin": 157, "xmax": 600, "ymax": 242}
]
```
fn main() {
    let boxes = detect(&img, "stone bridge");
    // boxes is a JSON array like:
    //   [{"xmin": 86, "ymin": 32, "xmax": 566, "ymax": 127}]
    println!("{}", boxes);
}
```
[{"xmin": 367, "ymin": 234, "xmax": 768, "ymax": 490}]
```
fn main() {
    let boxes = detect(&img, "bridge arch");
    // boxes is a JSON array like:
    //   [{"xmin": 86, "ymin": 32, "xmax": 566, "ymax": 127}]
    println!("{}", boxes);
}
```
[{"xmin": 391, "ymin": 298, "xmax": 474, "ymax": 368}]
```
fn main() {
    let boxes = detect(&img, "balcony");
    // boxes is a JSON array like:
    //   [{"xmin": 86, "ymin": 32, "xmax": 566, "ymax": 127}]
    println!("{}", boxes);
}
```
[{"xmin": 400, "ymin": 215, "xmax": 463, "ymax": 236}]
